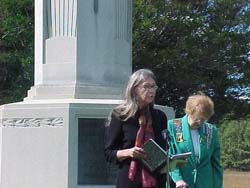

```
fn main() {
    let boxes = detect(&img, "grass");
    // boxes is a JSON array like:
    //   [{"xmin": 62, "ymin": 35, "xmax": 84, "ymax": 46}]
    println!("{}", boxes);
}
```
[{"xmin": 224, "ymin": 170, "xmax": 250, "ymax": 188}]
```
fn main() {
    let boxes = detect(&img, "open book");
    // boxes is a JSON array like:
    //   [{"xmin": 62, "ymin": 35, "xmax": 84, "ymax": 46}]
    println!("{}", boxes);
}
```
[
  {"xmin": 169, "ymin": 152, "xmax": 192, "ymax": 171},
  {"xmin": 170, "ymin": 152, "xmax": 192, "ymax": 160}
]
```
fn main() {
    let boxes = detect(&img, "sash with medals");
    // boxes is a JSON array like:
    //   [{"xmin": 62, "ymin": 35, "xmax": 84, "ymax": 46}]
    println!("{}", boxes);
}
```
[{"xmin": 203, "ymin": 122, "xmax": 213, "ymax": 149}]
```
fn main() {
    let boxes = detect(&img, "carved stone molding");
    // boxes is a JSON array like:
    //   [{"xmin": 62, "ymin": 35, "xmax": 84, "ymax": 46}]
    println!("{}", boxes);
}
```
[{"xmin": 0, "ymin": 118, "xmax": 63, "ymax": 128}]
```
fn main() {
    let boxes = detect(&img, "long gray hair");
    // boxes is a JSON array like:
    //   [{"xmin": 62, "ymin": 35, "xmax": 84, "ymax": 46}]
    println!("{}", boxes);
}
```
[{"xmin": 114, "ymin": 69, "xmax": 156, "ymax": 121}]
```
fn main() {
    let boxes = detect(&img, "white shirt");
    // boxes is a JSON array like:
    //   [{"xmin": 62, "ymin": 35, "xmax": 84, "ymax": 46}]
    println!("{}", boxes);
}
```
[{"xmin": 190, "ymin": 128, "xmax": 199, "ymax": 159}]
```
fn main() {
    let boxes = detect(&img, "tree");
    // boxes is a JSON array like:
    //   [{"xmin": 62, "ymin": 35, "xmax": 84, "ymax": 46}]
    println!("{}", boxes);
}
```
[
  {"xmin": 132, "ymin": 0, "xmax": 250, "ymax": 121},
  {"xmin": 0, "ymin": 0, "xmax": 34, "ymax": 104},
  {"xmin": 220, "ymin": 118, "xmax": 250, "ymax": 170}
]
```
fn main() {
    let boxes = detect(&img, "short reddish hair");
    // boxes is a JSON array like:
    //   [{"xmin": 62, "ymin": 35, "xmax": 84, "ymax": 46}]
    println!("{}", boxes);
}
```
[{"xmin": 185, "ymin": 94, "xmax": 214, "ymax": 120}]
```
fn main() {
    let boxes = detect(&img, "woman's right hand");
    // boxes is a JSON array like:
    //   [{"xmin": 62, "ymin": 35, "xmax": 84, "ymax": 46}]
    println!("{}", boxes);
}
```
[
  {"xmin": 116, "ymin": 147, "xmax": 146, "ymax": 161},
  {"xmin": 175, "ymin": 180, "xmax": 188, "ymax": 188},
  {"xmin": 128, "ymin": 146, "xmax": 146, "ymax": 159}
]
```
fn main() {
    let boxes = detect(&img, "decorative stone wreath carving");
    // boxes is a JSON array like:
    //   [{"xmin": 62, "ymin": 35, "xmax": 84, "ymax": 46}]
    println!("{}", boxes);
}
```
[{"xmin": 0, "ymin": 118, "xmax": 63, "ymax": 127}]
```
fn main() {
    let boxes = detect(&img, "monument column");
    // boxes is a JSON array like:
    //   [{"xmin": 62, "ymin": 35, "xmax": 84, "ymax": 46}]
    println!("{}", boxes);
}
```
[
  {"xmin": 26, "ymin": 0, "xmax": 132, "ymax": 100},
  {"xmin": 0, "ymin": 1, "xmax": 174, "ymax": 188}
]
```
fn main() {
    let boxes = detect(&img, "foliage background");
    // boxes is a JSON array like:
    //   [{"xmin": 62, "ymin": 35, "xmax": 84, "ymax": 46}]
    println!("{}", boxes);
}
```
[
  {"xmin": 0, "ymin": 0, "xmax": 250, "ymax": 170},
  {"xmin": 0, "ymin": 0, "xmax": 34, "ymax": 104},
  {"xmin": 133, "ymin": 0, "xmax": 250, "ymax": 121},
  {"xmin": 220, "ymin": 118, "xmax": 250, "ymax": 170}
]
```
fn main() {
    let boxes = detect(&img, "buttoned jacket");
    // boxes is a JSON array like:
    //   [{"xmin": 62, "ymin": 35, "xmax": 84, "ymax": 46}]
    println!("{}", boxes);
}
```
[{"xmin": 167, "ymin": 115, "xmax": 223, "ymax": 188}]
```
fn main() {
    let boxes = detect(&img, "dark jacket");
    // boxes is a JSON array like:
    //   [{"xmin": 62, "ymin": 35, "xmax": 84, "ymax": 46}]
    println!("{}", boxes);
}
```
[{"xmin": 104, "ymin": 108, "xmax": 168, "ymax": 188}]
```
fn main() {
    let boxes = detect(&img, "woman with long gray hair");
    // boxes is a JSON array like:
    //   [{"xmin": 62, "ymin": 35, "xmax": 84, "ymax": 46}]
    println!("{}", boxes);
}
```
[{"xmin": 104, "ymin": 69, "xmax": 169, "ymax": 188}]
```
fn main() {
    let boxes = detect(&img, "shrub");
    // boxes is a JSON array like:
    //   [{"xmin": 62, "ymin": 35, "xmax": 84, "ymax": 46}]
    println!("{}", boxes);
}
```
[{"xmin": 220, "ymin": 118, "xmax": 250, "ymax": 171}]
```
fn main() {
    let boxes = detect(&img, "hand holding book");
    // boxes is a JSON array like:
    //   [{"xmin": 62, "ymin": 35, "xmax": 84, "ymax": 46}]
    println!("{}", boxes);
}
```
[{"xmin": 140, "ymin": 139, "xmax": 191, "ymax": 173}]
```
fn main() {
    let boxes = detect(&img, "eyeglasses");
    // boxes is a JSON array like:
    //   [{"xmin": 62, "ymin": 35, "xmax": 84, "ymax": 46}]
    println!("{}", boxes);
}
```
[
  {"xmin": 190, "ymin": 116, "xmax": 207, "ymax": 123},
  {"xmin": 140, "ymin": 84, "xmax": 158, "ymax": 91}
]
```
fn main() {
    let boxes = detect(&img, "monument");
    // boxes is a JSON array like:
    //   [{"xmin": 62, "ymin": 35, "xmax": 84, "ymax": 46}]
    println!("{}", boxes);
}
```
[{"xmin": 0, "ymin": 0, "xmax": 174, "ymax": 188}]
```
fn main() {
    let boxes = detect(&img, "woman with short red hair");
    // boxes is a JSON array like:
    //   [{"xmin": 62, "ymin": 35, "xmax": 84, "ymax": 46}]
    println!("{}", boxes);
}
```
[{"xmin": 168, "ymin": 94, "xmax": 223, "ymax": 188}]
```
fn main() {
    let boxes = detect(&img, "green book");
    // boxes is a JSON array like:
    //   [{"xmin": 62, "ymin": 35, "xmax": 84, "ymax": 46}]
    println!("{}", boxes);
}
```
[{"xmin": 141, "ymin": 139, "xmax": 168, "ymax": 172}]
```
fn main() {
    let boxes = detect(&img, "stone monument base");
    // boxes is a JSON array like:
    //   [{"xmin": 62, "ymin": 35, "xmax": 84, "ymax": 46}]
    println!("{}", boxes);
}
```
[
  {"xmin": 0, "ymin": 99, "xmax": 174, "ymax": 188},
  {"xmin": 25, "ymin": 85, "xmax": 123, "ymax": 101}
]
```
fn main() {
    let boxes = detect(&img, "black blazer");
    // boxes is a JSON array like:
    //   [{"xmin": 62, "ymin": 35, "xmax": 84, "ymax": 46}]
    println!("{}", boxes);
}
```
[{"xmin": 104, "ymin": 108, "xmax": 168, "ymax": 188}]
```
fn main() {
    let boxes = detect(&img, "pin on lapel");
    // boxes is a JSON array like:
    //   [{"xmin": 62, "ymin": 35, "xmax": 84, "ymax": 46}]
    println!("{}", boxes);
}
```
[
  {"xmin": 200, "ymin": 136, "xmax": 206, "ymax": 144},
  {"xmin": 176, "ymin": 132, "xmax": 183, "ymax": 142}
]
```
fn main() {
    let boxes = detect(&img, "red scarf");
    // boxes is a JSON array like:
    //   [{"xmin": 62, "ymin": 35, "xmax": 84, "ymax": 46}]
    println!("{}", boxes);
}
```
[{"xmin": 128, "ymin": 107, "xmax": 157, "ymax": 187}]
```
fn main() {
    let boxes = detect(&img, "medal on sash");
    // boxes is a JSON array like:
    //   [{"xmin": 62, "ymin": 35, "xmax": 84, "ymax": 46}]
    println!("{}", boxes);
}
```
[{"xmin": 174, "ymin": 119, "xmax": 183, "ymax": 142}]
